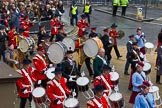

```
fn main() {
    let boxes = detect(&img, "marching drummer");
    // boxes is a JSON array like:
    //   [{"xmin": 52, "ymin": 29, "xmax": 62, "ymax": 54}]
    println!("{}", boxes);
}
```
[
  {"xmin": 55, "ymin": 25, "xmax": 67, "ymax": 42},
  {"xmin": 94, "ymin": 64, "xmax": 113, "ymax": 98},
  {"xmin": 134, "ymin": 80, "xmax": 155, "ymax": 108},
  {"xmin": 109, "ymin": 23, "xmax": 122, "ymax": 59},
  {"xmin": 87, "ymin": 84, "xmax": 111, "ymax": 108},
  {"xmin": 129, "ymin": 61, "xmax": 146, "ymax": 104},
  {"xmin": 89, "ymin": 27, "xmax": 97, "ymax": 38},
  {"xmin": 37, "ymin": 25, "xmax": 47, "ymax": 46},
  {"xmin": 32, "ymin": 45, "xmax": 48, "ymax": 88},
  {"xmin": 16, "ymin": 59, "xmax": 36, "ymax": 108},
  {"xmin": 62, "ymin": 49, "xmax": 81, "ymax": 97},
  {"xmin": 46, "ymin": 67, "xmax": 71, "ymax": 108}
]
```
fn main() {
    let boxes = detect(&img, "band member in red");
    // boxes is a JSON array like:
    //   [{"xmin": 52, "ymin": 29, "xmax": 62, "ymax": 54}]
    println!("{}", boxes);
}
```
[
  {"xmin": 8, "ymin": 26, "xmax": 18, "ymax": 48},
  {"xmin": 109, "ymin": 23, "xmax": 122, "ymax": 59},
  {"xmin": 46, "ymin": 67, "xmax": 71, "ymax": 108},
  {"xmin": 77, "ymin": 14, "xmax": 90, "ymax": 37},
  {"xmin": 16, "ymin": 59, "xmax": 36, "ymax": 108},
  {"xmin": 50, "ymin": 14, "xmax": 63, "ymax": 42},
  {"xmin": 94, "ymin": 65, "xmax": 113, "ymax": 98},
  {"xmin": 87, "ymin": 84, "xmax": 110, "ymax": 108},
  {"xmin": 32, "ymin": 45, "xmax": 48, "ymax": 88},
  {"xmin": 20, "ymin": 15, "xmax": 34, "ymax": 37}
]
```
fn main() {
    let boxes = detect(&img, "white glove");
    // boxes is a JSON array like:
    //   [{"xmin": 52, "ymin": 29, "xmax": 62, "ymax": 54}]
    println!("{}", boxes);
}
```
[
  {"xmin": 70, "ymin": 75, "xmax": 76, "ymax": 78},
  {"xmin": 72, "ymin": 91, "xmax": 76, "ymax": 97},
  {"xmin": 37, "ymin": 80, "xmax": 41, "ymax": 85},
  {"xmin": 14, "ymin": 60, "xmax": 19, "ymax": 64},
  {"xmin": 57, "ymin": 100, "xmax": 62, "ymax": 104},
  {"xmin": 69, "ymin": 77, "xmax": 74, "ymax": 82},
  {"xmin": 23, "ymin": 89, "xmax": 28, "ymax": 94}
]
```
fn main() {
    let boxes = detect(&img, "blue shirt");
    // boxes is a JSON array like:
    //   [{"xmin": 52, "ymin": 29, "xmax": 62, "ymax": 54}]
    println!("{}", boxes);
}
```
[
  {"xmin": 135, "ymin": 35, "xmax": 145, "ymax": 48},
  {"xmin": 132, "ymin": 71, "xmax": 146, "ymax": 92},
  {"xmin": 134, "ymin": 93, "xmax": 155, "ymax": 108}
]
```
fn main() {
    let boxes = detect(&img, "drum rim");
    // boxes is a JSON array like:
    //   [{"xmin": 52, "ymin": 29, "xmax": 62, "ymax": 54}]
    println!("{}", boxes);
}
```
[
  {"xmin": 76, "ymin": 77, "xmax": 89, "ymax": 86},
  {"xmin": 64, "ymin": 98, "xmax": 79, "ymax": 107},
  {"xmin": 19, "ymin": 39, "xmax": 30, "ymax": 52},
  {"xmin": 109, "ymin": 92, "xmax": 123, "ymax": 101},
  {"xmin": 143, "ymin": 62, "xmax": 151, "ymax": 71},
  {"xmin": 149, "ymin": 86, "xmax": 159, "ymax": 92},
  {"xmin": 109, "ymin": 72, "xmax": 119, "ymax": 81},
  {"xmin": 144, "ymin": 42, "xmax": 154, "ymax": 48},
  {"xmin": 32, "ymin": 87, "xmax": 46, "ymax": 97}
]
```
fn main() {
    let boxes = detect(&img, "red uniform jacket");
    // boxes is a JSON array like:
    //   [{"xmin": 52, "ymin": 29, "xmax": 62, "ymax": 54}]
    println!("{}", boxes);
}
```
[
  {"xmin": 32, "ymin": 54, "xmax": 48, "ymax": 80},
  {"xmin": 8, "ymin": 30, "xmax": 18, "ymax": 48},
  {"xmin": 46, "ymin": 77, "xmax": 71, "ymax": 108},
  {"xmin": 77, "ymin": 19, "xmax": 89, "ymax": 37},
  {"xmin": 50, "ymin": 19, "xmax": 62, "ymax": 35},
  {"xmin": 16, "ymin": 67, "xmax": 37, "ymax": 98},
  {"xmin": 109, "ymin": 29, "xmax": 118, "ymax": 46},
  {"xmin": 94, "ymin": 74, "xmax": 113, "ymax": 97},
  {"xmin": 20, "ymin": 20, "xmax": 34, "ymax": 37},
  {"xmin": 87, "ymin": 96, "xmax": 110, "ymax": 108},
  {"xmin": 4, "ymin": 18, "xmax": 9, "ymax": 27}
]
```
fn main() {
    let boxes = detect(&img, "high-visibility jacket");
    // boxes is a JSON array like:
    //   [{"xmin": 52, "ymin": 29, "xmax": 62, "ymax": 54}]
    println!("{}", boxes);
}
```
[
  {"xmin": 72, "ymin": 6, "xmax": 77, "ymax": 15},
  {"xmin": 113, "ymin": 0, "xmax": 120, "ymax": 6},
  {"xmin": 121, "ymin": 0, "xmax": 128, "ymax": 6},
  {"xmin": 84, "ymin": 5, "xmax": 91, "ymax": 13}
]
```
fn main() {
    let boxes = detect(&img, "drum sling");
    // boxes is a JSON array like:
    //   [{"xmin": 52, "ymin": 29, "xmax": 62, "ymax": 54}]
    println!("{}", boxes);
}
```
[
  {"xmin": 92, "ymin": 98, "xmax": 103, "ymax": 108},
  {"xmin": 143, "ymin": 95, "xmax": 152, "ymax": 108}
]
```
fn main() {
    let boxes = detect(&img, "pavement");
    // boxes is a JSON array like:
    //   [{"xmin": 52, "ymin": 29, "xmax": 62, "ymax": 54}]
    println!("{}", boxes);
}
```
[{"xmin": 93, "ymin": 4, "xmax": 162, "ymax": 22}]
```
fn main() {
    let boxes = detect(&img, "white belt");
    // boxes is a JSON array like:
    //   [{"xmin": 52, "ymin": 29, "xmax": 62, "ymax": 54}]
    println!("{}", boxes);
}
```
[{"xmin": 53, "ymin": 94, "xmax": 65, "ymax": 99}]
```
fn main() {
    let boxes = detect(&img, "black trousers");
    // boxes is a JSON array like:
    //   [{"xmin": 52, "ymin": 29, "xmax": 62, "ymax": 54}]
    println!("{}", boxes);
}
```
[
  {"xmin": 85, "ymin": 13, "xmax": 90, "ymax": 24},
  {"xmin": 110, "ymin": 45, "xmax": 121, "ymax": 57},
  {"xmin": 70, "ymin": 15, "xmax": 78, "ymax": 26},
  {"xmin": 20, "ymin": 94, "xmax": 32, "ymax": 108},
  {"xmin": 67, "ymin": 81, "xmax": 78, "ymax": 98},
  {"xmin": 112, "ymin": 6, "xmax": 118, "ymax": 16},
  {"xmin": 156, "ymin": 75, "xmax": 161, "ymax": 82},
  {"xmin": 121, "ymin": 6, "xmax": 127, "ymax": 16},
  {"xmin": 124, "ymin": 58, "xmax": 131, "ymax": 74},
  {"xmin": 78, "ymin": 57, "xmax": 93, "ymax": 76},
  {"xmin": 50, "ymin": 34, "xmax": 56, "ymax": 42}
]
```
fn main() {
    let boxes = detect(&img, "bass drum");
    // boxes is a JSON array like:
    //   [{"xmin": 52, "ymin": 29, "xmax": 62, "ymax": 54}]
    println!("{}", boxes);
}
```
[
  {"xmin": 62, "ymin": 37, "xmax": 75, "ymax": 50},
  {"xmin": 19, "ymin": 37, "xmax": 35, "ymax": 52},
  {"xmin": 47, "ymin": 42, "xmax": 67, "ymax": 64},
  {"xmin": 83, "ymin": 37, "xmax": 103, "ymax": 57}
]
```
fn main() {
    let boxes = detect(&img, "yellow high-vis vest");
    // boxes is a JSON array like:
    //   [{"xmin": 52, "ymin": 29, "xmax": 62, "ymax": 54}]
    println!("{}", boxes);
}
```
[
  {"xmin": 72, "ymin": 6, "xmax": 77, "ymax": 15},
  {"xmin": 84, "ymin": 5, "xmax": 90, "ymax": 13}
]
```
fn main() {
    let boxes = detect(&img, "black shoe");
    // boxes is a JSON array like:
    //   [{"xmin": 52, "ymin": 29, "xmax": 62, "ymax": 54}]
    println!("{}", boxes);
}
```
[
  {"xmin": 156, "ymin": 82, "xmax": 162, "ymax": 85},
  {"xmin": 117, "ymin": 55, "xmax": 122, "ymax": 59},
  {"xmin": 124, "ymin": 73, "xmax": 130, "ymax": 75}
]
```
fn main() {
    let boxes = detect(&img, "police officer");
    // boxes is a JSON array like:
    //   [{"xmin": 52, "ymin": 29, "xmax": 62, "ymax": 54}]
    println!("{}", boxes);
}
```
[
  {"xmin": 112, "ymin": 0, "xmax": 120, "ymax": 16},
  {"xmin": 121, "ymin": 0, "xmax": 129, "ymax": 16},
  {"xmin": 83, "ymin": 2, "xmax": 92, "ymax": 24},
  {"xmin": 69, "ymin": 2, "xmax": 78, "ymax": 26}
]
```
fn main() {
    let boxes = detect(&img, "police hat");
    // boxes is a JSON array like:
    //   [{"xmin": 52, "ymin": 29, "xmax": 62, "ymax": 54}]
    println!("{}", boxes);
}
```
[
  {"xmin": 22, "ymin": 59, "xmax": 32, "ymax": 65},
  {"xmin": 94, "ymin": 84, "xmax": 104, "ymax": 92},
  {"xmin": 111, "ymin": 23, "xmax": 118, "ymax": 28},
  {"xmin": 51, "ymin": 67, "xmax": 62, "ymax": 74}
]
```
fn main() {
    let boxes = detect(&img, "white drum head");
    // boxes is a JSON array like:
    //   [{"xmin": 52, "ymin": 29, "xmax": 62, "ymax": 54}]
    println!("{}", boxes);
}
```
[
  {"xmin": 145, "ymin": 42, "xmax": 154, "ymax": 49},
  {"xmin": 32, "ymin": 87, "xmax": 45, "ymax": 98},
  {"xmin": 109, "ymin": 93, "xmax": 122, "ymax": 101},
  {"xmin": 109, "ymin": 72, "xmax": 119, "ymax": 81},
  {"xmin": 64, "ymin": 98, "xmax": 78, "ymax": 107},
  {"xmin": 83, "ymin": 39, "xmax": 98, "ymax": 57},
  {"xmin": 47, "ymin": 43, "xmax": 65, "ymax": 64},
  {"xmin": 46, "ymin": 67, "xmax": 55, "ymax": 80},
  {"xmin": 76, "ymin": 77, "xmax": 89, "ymax": 86},
  {"xmin": 149, "ymin": 86, "xmax": 159, "ymax": 93},
  {"xmin": 143, "ymin": 62, "xmax": 151, "ymax": 71},
  {"xmin": 62, "ymin": 38, "xmax": 75, "ymax": 50},
  {"xmin": 19, "ymin": 39, "xmax": 29, "ymax": 52}
]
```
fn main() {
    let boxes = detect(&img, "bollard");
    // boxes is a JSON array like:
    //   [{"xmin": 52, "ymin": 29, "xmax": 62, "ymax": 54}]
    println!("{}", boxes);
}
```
[{"xmin": 136, "ymin": 7, "xmax": 143, "ymax": 20}]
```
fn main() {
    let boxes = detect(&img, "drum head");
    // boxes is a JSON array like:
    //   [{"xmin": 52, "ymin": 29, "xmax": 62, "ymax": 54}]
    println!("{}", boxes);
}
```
[
  {"xmin": 149, "ymin": 86, "xmax": 159, "ymax": 93},
  {"xmin": 19, "ymin": 39, "xmax": 29, "ymax": 52},
  {"xmin": 46, "ymin": 67, "xmax": 55, "ymax": 80},
  {"xmin": 109, "ymin": 93, "xmax": 122, "ymax": 101},
  {"xmin": 76, "ymin": 77, "xmax": 89, "ymax": 86},
  {"xmin": 109, "ymin": 72, "xmax": 119, "ymax": 81},
  {"xmin": 64, "ymin": 98, "xmax": 78, "ymax": 107},
  {"xmin": 143, "ymin": 62, "xmax": 151, "ymax": 71},
  {"xmin": 145, "ymin": 42, "xmax": 154, "ymax": 49},
  {"xmin": 62, "ymin": 38, "xmax": 75, "ymax": 50},
  {"xmin": 83, "ymin": 39, "xmax": 98, "ymax": 57},
  {"xmin": 32, "ymin": 87, "xmax": 45, "ymax": 98},
  {"xmin": 47, "ymin": 42, "xmax": 67, "ymax": 64}
]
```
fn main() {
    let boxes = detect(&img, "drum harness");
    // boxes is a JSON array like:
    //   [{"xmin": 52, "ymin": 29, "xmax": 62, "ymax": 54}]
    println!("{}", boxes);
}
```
[
  {"xmin": 92, "ymin": 98, "xmax": 103, "ymax": 108},
  {"xmin": 142, "ymin": 94, "xmax": 152, "ymax": 108}
]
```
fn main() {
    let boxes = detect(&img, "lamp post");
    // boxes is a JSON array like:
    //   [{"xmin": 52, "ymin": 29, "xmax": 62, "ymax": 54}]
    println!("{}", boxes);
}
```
[{"xmin": 144, "ymin": 0, "xmax": 148, "ymax": 19}]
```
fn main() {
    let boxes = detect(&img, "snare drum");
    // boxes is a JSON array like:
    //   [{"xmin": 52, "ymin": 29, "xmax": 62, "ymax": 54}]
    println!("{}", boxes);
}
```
[
  {"xmin": 109, "ymin": 72, "xmax": 119, "ymax": 85},
  {"xmin": 32, "ymin": 87, "xmax": 46, "ymax": 104},
  {"xmin": 62, "ymin": 37, "xmax": 75, "ymax": 50},
  {"xmin": 149, "ymin": 86, "xmax": 160, "ymax": 101},
  {"xmin": 47, "ymin": 42, "xmax": 67, "ymax": 64},
  {"xmin": 76, "ymin": 77, "xmax": 89, "ymax": 92},
  {"xmin": 64, "ymin": 98, "xmax": 79, "ymax": 108},
  {"xmin": 109, "ymin": 92, "xmax": 125, "ymax": 108},
  {"xmin": 19, "ymin": 37, "xmax": 35, "ymax": 52},
  {"xmin": 145, "ymin": 42, "xmax": 154, "ymax": 54},
  {"xmin": 46, "ymin": 67, "xmax": 55, "ymax": 80},
  {"xmin": 143, "ymin": 62, "xmax": 151, "ymax": 75},
  {"xmin": 83, "ymin": 37, "xmax": 103, "ymax": 57}
]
